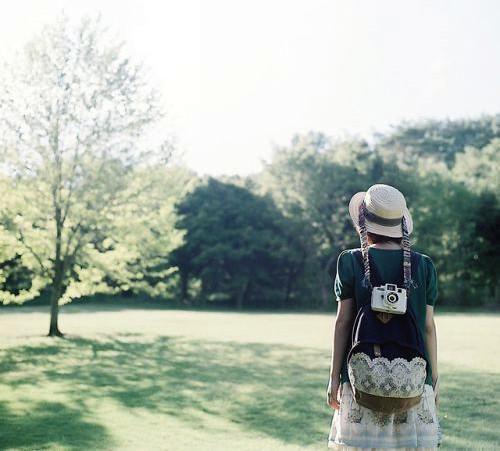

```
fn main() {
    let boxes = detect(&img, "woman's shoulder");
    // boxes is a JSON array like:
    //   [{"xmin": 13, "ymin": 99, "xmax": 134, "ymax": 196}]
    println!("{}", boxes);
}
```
[
  {"xmin": 333, "ymin": 248, "xmax": 361, "ymax": 275},
  {"xmin": 338, "ymin": 247, "xmax": 362, "ymax": 257},
  {"xmin": 411, "ymin": 250, "xmax": 437, "ymax": 270},
  {"xmin": 339, "ymin": 247, "xmax": 361, "ymax": 257},
  {"xmin": 412, "ymin": 251, "xmax": 438, "ymax": 303},
  {"xmin": 337, "ymin": 247, "xmax": 362, "ymax": 264}
]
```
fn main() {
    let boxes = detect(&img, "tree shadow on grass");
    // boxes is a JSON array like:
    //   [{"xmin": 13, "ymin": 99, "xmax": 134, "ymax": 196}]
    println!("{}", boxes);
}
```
[
  {"xmin": 2, "ymin": 335, "xmax": 498, "ymax": 449},
  {"xmin": 0, "ymin": 334, "xmax": 333, "ymax": 448},
  {"xmin": 0, "ymin": 400, "xmax": 112, "ymax": 450}
]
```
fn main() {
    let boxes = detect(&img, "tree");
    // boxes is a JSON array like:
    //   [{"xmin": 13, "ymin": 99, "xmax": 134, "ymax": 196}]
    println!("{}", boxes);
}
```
[
  {"xmin": 110, "ymin": 165, "xmax": 197, "ymax": 300},
  {"xmin": 449, "ymin": 139, "xmax": 500, "ymax": 304},
  {"xmin": 376, "ymin": 115, "xmax": 500, "ymax": 168},
  {"xmin": 173, "ymin": 178, "xmax": 297, "ymax": 309},
  {"xmin": 0, "ymin": 15, "xmax": 172, "ymax": 336},
  {"xmin": 451, "ymin": 139, "xmax": 500, "ymax": 197}
]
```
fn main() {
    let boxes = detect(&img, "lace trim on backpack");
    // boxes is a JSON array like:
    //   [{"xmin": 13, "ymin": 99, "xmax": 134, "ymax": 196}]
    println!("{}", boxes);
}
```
[{"xmin": 348, "ymin": 352, "xmax": 426, "ymax": 398}]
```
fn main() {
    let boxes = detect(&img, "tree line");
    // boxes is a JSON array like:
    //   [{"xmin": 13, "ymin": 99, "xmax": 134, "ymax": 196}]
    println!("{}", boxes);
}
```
[
  {"xmin": 172, "ymin": 124, "xmax": 499, "ymax": 311},
  {"xmin": 0, "ymin": 17, "xmax": 498, "ymax": 335}
]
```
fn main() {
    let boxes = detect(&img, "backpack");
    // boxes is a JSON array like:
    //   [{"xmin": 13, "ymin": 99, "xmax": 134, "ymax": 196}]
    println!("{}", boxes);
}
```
[{"xmin": 346, "ymin": 249, "xmax": 429, "ymax": 414}]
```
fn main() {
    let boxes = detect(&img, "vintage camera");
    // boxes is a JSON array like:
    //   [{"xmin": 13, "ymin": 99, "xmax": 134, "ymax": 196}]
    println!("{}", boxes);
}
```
[{"xmin": 371, "ymin": 283, "xmax": 407, "ymax": 314}]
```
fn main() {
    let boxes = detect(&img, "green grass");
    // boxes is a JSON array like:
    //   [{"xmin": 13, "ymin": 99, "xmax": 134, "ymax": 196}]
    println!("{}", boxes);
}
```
[{"xmin": 0, "ymin": 306, "xmax": 499, "ymax": 450}]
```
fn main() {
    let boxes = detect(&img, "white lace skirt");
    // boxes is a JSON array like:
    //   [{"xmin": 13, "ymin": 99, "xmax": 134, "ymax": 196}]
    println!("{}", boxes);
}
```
[{"xmin": 328, "ymin": 382, "xmax": 442, "ymax": 450}]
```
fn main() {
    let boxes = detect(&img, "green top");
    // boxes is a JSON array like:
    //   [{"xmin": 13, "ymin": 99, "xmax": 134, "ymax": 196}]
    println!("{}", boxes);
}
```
[{"xmin": 334, "ymin": 247, "xmax": 438, "ymax": 386}]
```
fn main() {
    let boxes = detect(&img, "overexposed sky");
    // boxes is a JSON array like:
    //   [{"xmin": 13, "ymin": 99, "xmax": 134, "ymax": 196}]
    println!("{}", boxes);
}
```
[{"xmin": 1, "ymin": 0, "xmax": 499, "ymax": 176}]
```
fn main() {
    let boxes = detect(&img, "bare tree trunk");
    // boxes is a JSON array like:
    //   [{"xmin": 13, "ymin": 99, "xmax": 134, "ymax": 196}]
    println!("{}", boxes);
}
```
[
  {"xmin": 282, "ymin": 270, "xmax": 293, "ymax": 309},
  {"xmin": 236, "ymin": 287, "xmax": 244, "ymax": 310},
  {"xmin": 319, "ymin": 274, "xmax": 329, "ymax": 308},
  {"xmin": 48, "ymin": 257, "xmax": 65, "ymax": 337},
  {"xmin": 236, "ymin": 278, "xmax": 250, "ymax": 310},
  {"xmin": 180, "ymin": 271, "xmax": 189, "ymax": 305},
  {"xmin": 320, "ymin": 253, "xmax": 337, "ymax": 308},
  {"xmin": 48, "ymin": 196, "xmax": 65, "ymax": 337},
  {"xmin": 281, "ymin": 251, "xmax": 307, "ymax": 308},
  {"xmin": 48, "ymin": 284, "xmax": 63, "ymax": 337}
]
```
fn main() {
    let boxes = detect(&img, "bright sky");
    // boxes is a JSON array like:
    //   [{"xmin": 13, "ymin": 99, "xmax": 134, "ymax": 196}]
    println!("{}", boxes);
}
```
[{"xmin": 1, "ymin": 0, "xmax": 499, "ymax": 176}]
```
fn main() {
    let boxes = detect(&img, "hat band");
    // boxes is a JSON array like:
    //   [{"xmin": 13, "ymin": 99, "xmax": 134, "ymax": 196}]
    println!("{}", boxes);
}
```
[{"xmin": 364, "ymin": 209, "xmax": 402, "ymax": 227}]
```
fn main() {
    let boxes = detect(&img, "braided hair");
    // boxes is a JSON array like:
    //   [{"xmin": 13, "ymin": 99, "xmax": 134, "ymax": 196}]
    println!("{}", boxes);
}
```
[
  {"xmin": 358, "ymin": 200, "xmax": 372, "ymax": 290},
  {"xmin": 358, "ymin": 200, "xmax": 416, "ymax": 295}
]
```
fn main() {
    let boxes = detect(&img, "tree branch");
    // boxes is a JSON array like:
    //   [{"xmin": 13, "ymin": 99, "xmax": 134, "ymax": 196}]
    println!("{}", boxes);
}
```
[{"xmin": 17, "ymin": 228, "xmax": 50, "ymax": 277}]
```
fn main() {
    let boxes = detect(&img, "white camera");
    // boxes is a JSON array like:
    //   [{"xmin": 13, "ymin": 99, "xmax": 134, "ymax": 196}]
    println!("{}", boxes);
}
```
[{"xmin": 371, "ymin": 283, "xmax": 407, "ymax": 314}]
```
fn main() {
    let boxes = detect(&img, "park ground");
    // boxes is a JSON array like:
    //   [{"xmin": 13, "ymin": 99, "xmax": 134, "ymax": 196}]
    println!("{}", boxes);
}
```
[{"xmin": 0, "ymin": 305, "xmax": 499, "ymax": 450}]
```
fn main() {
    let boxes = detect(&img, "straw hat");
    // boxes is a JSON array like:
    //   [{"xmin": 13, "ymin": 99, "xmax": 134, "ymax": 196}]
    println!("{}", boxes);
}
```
[{"xmin": 348, "ymin": 184, "xmax": 413, "ymax": 238}]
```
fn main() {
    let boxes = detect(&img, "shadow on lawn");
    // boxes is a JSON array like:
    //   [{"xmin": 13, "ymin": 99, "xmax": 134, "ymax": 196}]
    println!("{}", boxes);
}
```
[
  {"xmin": 0, "ymin": 400, "xmax": 112, "ymax": 450},
  {"xmin": 1, "ymin": 335, "xmax": 499, "ymax": 449},
  {"xmin": 0, "ymin": 334, "xmax": 333, "ymax": 448}
]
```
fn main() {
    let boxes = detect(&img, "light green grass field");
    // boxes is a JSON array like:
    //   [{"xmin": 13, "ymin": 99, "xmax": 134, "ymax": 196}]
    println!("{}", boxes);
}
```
[{"xmin": 0, "ymin": 305, "xmax": 499, "ymax": 450}]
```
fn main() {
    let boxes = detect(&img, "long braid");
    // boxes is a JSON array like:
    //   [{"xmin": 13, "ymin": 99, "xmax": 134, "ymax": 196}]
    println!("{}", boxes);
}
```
[
  {"xmin": 401, "ymin": 215, "xmax": 416, "ymax": 294},
  {"xmin": 358, "ymin": 200, "xmax": 372, "ymax": 290}
]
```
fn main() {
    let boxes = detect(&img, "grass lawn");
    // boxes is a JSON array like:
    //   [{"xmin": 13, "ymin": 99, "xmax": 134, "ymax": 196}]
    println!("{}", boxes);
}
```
[{"xmin": 0, "ymin": 305, "xmax": 499, "ymax": 450}]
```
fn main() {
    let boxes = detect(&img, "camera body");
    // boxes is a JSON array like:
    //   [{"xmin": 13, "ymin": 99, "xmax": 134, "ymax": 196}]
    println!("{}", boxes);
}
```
[{"xmin": 371, "ymin": 283, "xmax": 407, "ymax": 314}]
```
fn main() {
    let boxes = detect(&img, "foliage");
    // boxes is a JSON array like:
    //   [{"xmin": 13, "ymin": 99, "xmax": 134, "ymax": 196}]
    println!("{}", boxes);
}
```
[
  {"xmin": 451, "ymin": 138, "xmax": 500, "ymax": 196},
  {"xmin": 172, "ymin": 178, "xmax": 302, "ymax": 308},
  {"xmin": 0, "ymin": 15, "xmax": 497, "ymax": 312},
  {"xmin": 376, "ymin": 114, "xmax": 500, "ymax": 168},
  {"xmin": 0, "ymin": 15, "xmax": 176, "ymax": 333},
  {"xmin": 105, "ymin": 165, "xmax": 197, "ymax": 299},
  {"xmin": 252, "ymin": 121, "xmax": 499, "ymax": 308}
]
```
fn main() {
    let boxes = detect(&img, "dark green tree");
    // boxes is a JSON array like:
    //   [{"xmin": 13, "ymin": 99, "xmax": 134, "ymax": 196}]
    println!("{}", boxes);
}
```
[{"xmin": 172, "ymin": 178, "xmax": 301, "ymax": 309}]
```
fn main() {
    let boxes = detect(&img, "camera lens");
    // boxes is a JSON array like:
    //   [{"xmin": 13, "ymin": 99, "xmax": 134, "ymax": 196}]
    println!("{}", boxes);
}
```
[{"xmin": 387, "ymin": 292, "xmax": 398, "ymax": 304}]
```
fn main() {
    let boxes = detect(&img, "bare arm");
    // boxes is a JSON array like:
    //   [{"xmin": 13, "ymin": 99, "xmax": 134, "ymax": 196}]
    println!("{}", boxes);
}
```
[
  {"xmin": 425, "ymin": 305, "xmax": 439, "ymax": 405},
  {"xmin": 327, "ymin": 298, "xmax": 355, "ymax": 409}
]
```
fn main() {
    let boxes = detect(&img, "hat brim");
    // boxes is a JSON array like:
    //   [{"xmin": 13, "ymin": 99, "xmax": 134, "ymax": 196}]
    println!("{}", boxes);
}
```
[{"xmin": 348, "ymin": 191, "xmax": 413, "ymax": 238}]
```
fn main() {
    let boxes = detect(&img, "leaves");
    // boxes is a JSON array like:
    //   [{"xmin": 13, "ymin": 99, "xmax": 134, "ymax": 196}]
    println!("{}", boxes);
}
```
[{"xmin": 0, "ymin": 15, "xmax": 177, "ymax": 306}]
